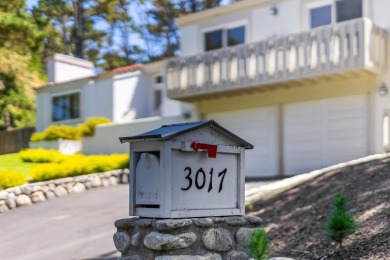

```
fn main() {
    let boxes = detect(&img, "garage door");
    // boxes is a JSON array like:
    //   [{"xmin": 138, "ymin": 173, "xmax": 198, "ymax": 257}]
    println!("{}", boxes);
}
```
[
  {"xmin": 284, "ymin": 95, "xmax": 369, "ymax": 176},
  {"xmin": 206, "ymin": 106, "xmax": 278, "ymax": 178}
]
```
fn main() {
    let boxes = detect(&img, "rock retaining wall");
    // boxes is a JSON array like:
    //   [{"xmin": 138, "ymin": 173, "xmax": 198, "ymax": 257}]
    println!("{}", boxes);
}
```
[
  {"xmin": 0, "ymin": 169, "xmax": 129, "ymax": 214},
  {"xmin": 114, "ymin": 216, "xmax": 262, "ymax": 260}
]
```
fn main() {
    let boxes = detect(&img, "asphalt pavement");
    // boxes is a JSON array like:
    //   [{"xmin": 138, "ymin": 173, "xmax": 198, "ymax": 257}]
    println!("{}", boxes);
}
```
[
  {"xmin": 0, "ymin": 181, "xmax": 272, "ymax": 260},
  {"xmin": 0, "ymin": 185, "xmax": 128, "ymax": 260}
]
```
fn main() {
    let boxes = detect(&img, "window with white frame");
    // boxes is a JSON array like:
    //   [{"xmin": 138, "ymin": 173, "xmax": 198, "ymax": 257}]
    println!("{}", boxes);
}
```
[
  {"xmin": 52, "ymin": 92, "xmax": 80, "ymax": 122},
  {"xmin": 308, "ymin": 0, "xmax": 362, "ymax": 29},
  {"xmin": 204, "ymin": 25, "xmax": 246, "ymax": 51}
]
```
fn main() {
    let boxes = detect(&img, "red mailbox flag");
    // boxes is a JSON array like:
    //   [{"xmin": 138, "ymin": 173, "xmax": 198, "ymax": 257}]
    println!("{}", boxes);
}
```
[{"xmin": 191, "ymin": 142, "xmax": 218, "ymax": 158}]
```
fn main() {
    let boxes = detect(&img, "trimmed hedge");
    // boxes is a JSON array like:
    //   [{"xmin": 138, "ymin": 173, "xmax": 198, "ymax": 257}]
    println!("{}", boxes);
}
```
[
  {"xmin": 30, "ymin": 125, "xmax": 81, "ymax": 141},
  {"xmin": 19, "ymin": 148, "xmax": 65, "ymax": 163},
  {"xmin": 0, "ymin": 171, "xmax": 26, "ymax": 190},
  {"xmin": 78, "ymin": 117, "xmax": 111, "ymax": 136},
  {"xmin": 30, "ymin": 154, "xmax": 129, "ymax": 182},
  {"xmin": 30, "ymin": 117, "xmax": 112, "ymax": 142}
]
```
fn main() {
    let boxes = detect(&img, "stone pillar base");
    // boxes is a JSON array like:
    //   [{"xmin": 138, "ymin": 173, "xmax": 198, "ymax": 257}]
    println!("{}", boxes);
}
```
[{"xmin": 113, "ymin": 215, "xmax": 262, "ymax": 260}]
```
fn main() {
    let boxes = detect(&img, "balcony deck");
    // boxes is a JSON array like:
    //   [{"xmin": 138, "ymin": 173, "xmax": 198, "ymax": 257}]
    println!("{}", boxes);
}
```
[{"xmin": 166, "ymin": 18, "xmax": 388, "ymax": 101}]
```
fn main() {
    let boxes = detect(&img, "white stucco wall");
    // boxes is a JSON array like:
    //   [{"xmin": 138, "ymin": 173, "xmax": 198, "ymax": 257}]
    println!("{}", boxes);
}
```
[
  {"xmin": 81, "ymin": 116, "xmax": 185, "ymax": 155},
  {"xmin": 36, "ymin": 78, "xmax": 89, "ymax": 131},
  {"xmin": 36, "ymin": 76, "xmax": 116, "ymax": 131},
  {"xmin": 179, "ymin": 0, "xmax": 304, "ymax": 56},
  {"xmin": 180, "ymin": 25, "xmax": 198, "ymax": 56},
  {"xmin": 35, "ymin": 92, "xmax": 50, "ymax": 132},
  {"xmin": 90, "ymin": 77, "xmax": 114, "ymax": 119},
  {"xmin": 46, "ymin": 54, "xmax": 94, "ymax": 84},
  {"xmin": 112, "ymin": 71, "xmax": 152, "ymax": 122},
  {"xmin": 36, "ymin": 67, "xmax": 184, "ymax": 132},
  {"xmin": 371, "ymin": 0, "xmax": 390, "ymax": 31},
  {"xmin": 251, "ymin": 0, "xmax": 301, "ymax": 42},
  {"xmin": 179, "ymin": 0, "xmax": 390, "ymax": 57}
]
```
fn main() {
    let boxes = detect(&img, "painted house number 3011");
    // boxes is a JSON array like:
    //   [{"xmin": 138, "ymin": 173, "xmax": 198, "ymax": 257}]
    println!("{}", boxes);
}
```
[{"xmin": 181, "ymin": 167, "xmax": 227, "ymax": 193}]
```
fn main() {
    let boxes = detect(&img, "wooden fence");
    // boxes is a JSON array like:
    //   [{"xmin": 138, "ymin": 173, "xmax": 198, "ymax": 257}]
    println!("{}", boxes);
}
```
[{"xmin": 0, "ymin": 127, "xmax": 35, "ymax": 155}]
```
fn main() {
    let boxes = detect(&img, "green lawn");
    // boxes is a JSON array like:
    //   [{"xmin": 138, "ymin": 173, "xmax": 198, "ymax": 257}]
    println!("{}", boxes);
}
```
[{"xmin": 0, "ymin": 153, "xmax": 41, "ymax": 177}]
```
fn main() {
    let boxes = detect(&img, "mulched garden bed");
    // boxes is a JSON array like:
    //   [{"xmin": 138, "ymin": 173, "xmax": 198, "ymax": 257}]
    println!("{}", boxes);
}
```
[{"xmin": 248, "ymin": 157, "xmax": 390, "ymax": 259}]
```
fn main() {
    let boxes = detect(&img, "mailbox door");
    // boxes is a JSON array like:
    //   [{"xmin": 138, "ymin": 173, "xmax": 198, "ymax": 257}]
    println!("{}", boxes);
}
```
[
  {"xmin": 167, "ymin": 142, "xmax": 244, "ymax": 218},
  {"xmin": 135, "ymin": 153, "xmax": 160, "ymax": 205}
]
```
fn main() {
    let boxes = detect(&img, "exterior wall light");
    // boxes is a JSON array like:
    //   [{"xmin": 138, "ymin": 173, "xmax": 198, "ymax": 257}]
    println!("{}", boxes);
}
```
[
  {"xmin": 270, "ymin": 6, "xmax": 278, "ymax": 16},
  {"xmin": 379, "ymin": 84, "xmax": 388, "ymax": 96}
]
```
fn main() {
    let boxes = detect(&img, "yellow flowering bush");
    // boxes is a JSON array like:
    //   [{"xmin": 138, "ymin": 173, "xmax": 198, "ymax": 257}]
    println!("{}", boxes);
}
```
[
  {"xmin": 30, "ymin": 154, "xmax": 129, "ymax": 182},
  {"xmin": 30, "ymin": 117, "xmax": 112, "ymax": 142},
  {"xmin": 78, "ymin": 117, "xmax": 111, "ymax": 136},
  {"xmin": 19, "ymin": 148, "xmax": 65, "ymax": 163},
  {"xmin": 30, "ymin": 125, "xmax": 81, "ymax": 141},
  {"xmin": 0, "ymin": 171, "xmax": 26, "ymax": 190}
]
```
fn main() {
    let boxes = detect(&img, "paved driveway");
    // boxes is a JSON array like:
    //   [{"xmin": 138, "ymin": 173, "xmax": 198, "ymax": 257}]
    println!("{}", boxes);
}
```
[
  {"xmin": 0, "ymin": 185, "xmax": 128, "ymax": 260},
  {"xmin": 0, "ymin": 181, "xmax": 273, "ymax": 260}
]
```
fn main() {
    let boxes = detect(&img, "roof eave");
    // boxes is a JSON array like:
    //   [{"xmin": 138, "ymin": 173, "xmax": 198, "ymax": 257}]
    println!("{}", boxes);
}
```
[{"xmin": 176, "ymin": 0, "xmax": 271, "ymax": 27}]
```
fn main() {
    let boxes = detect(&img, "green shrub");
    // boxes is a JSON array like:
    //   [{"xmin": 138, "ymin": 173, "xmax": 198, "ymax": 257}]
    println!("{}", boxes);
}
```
[
  {"xmin": 78, "ymin": 117, "xmax": 111, "ymax": 137},
  {"xmin": 19, "ymin": 148, "xmax": 65, "ymax": 163},
  {"xmin": 0, "ymin": 171, "xmax": 26, "ymax": 190},
  {"xmin": 325, "ymin": 194, "xmax": 357, "ymax": 248},
  {"xmin": 248, "ymin": 229, "xmax": 271, "ymax": 260},
  {"xmin": 30, "ymin": 154, "xmax": 129, "ymax": 182},
  {"xmin": 30, "ymin": 125, "xmax": 81, "ymax": 142}
]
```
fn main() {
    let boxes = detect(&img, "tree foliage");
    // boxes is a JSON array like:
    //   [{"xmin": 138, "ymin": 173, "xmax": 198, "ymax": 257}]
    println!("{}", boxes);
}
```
[
  {"xmin": 0, "ymin": 2, "xmax": 45, "ymax": 129},
  {"xmin": 30, "ymin": 0, "xmax": 224, "ymax": 66},
  {"xmin": 325, "ymin": 194, "xmax": 357, "ymax": 248},
  {"xmin": 0, "ymin": 0, "xmax": 224, "ymax": 128}
]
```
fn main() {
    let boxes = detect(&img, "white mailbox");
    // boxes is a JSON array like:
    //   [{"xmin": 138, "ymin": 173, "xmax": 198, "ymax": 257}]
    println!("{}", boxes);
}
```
[{"xmin": 119, "ymin": 120, "xmax": 253, "ymax": 218}]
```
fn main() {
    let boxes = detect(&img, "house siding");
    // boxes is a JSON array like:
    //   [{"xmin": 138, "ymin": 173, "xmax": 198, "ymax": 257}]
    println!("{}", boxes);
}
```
[
  {"xmin": 113, "ymin": 71, "xmax": 153, "ymax": 122},
  {"xmin": 196, "ymin": 76, "xmax": 376, "ymax": 115},
  {"xmin": 197, "ymin": 75, "xmax": 377, "ymax": 177},
  {"xmin": 179, "ymin": 0, "xmax": 389, "ymax": 57}
]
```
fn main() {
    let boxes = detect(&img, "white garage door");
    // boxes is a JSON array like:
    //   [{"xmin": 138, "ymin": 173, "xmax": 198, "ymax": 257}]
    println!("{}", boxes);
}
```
[
  {"xmin": 206, "ymin": 106, "xmax": 278, "ymax": 178},
  {"xmin": 284, "ymin": 95, "xmax": 369, "ymax": 176}
]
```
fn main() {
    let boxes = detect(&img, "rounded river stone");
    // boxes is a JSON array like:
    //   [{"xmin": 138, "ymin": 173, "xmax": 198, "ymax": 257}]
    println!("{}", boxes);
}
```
[
  {"xmin": 202, "ymin": 228, "xmax": 233, "ymax": 252},
  {"xmin": 113, "ymin": 231, "xmax": 131, "ymax": 253},
  {"xmin": 144, "ymin": 232, "xmax": 197, "ymax": 250}
]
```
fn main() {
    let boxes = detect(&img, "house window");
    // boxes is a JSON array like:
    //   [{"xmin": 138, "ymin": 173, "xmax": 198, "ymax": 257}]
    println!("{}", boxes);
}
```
[
  {"xmin": 336, "ymin": 0, "xmax": 362, "ymax": 22},
  {"xmin": 155, "ymin": 75, "xmax": 163, "ymax": 84},
  {"xmin": 154, "ymin": 89, "xmax": 162, "ymax": 110},
  {"xmin": 204, "ymin": 25, "xmax": 246, "ymax": 51},
  {"xmin": 310, "ymin": 5, "xmax": 332, "ymax": 28},
  {"xmin": 308, "ymin": 0, "xmax": 362, "ymax": 29},
  {"xmin": 52, "ymin": 92, "xmax": 80, "ymax": 122},
  {"xmin": 227, "ymin": 26, "xmax": 245, "ymax": 47},
  {"xmin": 205, "ymin": 30, "xmax": 223, "ymax": 51},
  {"xmin": 154, "ymin": 74, "xmax": 163, "ymax": 111}
]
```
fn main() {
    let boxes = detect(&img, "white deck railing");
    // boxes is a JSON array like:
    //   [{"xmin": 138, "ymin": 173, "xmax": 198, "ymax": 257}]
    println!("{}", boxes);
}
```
[{"xmin": 166, "ymin": 18, "xmax": 388, "ymax": 100}]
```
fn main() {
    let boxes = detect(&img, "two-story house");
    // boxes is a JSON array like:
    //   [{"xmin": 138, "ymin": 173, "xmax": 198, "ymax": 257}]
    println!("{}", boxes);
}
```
[
  {"xmin": 36, "ymin": 54, "xmax": 183, "ymax": 133},
  {"xmin": 166, "ymin": 0, "xmax": 390, "ymax": 178},
  {"xmin": 34, "ymin": 54, "xmax": 187, "ymax": 154}
]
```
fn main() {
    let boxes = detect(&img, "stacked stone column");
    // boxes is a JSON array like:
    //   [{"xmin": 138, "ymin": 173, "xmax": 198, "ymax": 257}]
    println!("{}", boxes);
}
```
[{"xmin": 113, "ymin": 215, "xmax": 262, "ymax": 260}]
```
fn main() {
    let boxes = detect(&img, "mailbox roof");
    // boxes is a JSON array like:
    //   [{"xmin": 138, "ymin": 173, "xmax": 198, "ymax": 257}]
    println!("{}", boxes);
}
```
[{"xmin": 119, "ymin": 120, "xmax": 253, "ymax": 149}]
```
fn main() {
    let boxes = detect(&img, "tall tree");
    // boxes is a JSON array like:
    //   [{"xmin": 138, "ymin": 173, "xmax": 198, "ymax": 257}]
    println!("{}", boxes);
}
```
[
  {"xmin": 33, "ymin": 0, "xmax": 105, "ymax": 63},
  {"xmin": 94, "ymin": 0, "xmax": 140, "ymax": 69},
  {"xmin": 141, "ymin": 0, "xmax": 222, "ymax": 60},
  {"xmin": 0, "ymin": 1, "xmax": 45, "ymax": 129},
  {"xmin": 31, "ymin": 0, "xmax": 69, "ymax": 59}
]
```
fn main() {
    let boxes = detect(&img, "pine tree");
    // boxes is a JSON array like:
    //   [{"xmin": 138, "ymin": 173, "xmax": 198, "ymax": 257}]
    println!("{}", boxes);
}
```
[
  {"xmin": 325, "ymin": 194, "xmax": 357, "ymax": 248},
  {"xmin": 141, "ymin": 0, "xmax": 223, "ymax": 61}
]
